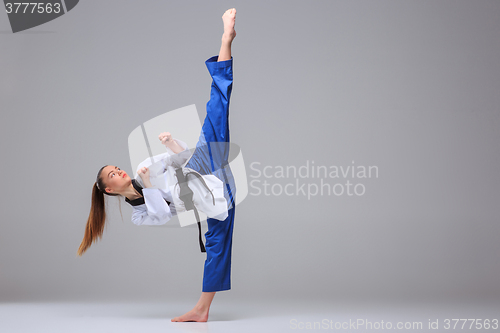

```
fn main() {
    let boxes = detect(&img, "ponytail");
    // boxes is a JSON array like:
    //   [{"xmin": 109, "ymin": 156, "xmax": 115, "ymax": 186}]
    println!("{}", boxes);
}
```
[{"xmin": 77, "ymin": 166, "xmax": 119, "ymax": 257}]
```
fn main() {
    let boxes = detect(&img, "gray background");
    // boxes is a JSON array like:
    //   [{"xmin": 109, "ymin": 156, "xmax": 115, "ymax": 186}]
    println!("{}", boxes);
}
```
[{"xmin": 0, "ymin": 0, "xmax": 499, "ymax": 305}]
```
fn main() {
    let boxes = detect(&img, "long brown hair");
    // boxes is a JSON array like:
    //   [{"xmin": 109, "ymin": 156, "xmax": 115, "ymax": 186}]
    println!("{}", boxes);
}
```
[{"xmin": 76, "ymin": 165, "xmax": 121, "ymax": 256}]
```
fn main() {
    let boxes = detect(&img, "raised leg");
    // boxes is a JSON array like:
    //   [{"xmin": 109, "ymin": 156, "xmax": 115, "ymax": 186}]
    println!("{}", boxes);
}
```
[{"xmin": 218, "ymin": 8, "xmax": 236, "ymax": 62}]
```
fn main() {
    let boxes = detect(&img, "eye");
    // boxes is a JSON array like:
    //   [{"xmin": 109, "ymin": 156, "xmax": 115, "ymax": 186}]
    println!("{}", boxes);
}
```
[{"xmin": 111, "ymin": 168, "xmax": 120, "ymax": 178}]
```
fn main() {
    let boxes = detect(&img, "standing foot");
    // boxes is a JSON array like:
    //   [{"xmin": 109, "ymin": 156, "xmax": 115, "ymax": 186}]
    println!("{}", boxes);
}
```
[
  {"xmin": 222, "ymin": 8, "xmax": 236, "ymax": 42},
  {"xmin": 171, "ymin": 306, "xmax": 209, "ymax": 322}
]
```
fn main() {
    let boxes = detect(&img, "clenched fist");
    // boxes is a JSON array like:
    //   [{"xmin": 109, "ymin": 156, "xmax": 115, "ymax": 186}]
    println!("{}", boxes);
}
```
[
  {"xmin": 159, "ymin": 132, "xmax": 173, "ymax": 146},
  {"xmin": 137, "ymin": 166, "xmax": 150, "ymax": 183}
]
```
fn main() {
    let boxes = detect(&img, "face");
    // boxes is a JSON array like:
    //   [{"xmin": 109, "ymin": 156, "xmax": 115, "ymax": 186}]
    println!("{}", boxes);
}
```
[{"xmin": 100, "ymin": 165, "xmax": 131, "ymax": 194}]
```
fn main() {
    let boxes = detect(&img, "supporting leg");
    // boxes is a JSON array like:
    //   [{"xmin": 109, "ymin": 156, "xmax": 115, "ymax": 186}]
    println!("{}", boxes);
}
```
[{"xmin": 202, "ymin": 204, "xmax": 236, "ymax": 292}]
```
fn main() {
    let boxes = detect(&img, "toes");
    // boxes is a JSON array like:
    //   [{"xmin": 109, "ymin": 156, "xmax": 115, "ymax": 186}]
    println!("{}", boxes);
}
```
[{"xmin": 224, "ymin": 8, "xmax": 236, "ymax": 16}]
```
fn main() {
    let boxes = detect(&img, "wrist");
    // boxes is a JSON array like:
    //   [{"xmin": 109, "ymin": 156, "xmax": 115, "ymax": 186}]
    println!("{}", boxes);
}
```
[{"xmin": 164, "ymin": 139, "xmax": 177, "ymax": 147}]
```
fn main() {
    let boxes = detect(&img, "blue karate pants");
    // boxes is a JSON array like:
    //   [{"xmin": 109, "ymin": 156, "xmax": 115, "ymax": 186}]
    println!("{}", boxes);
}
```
[{"xmin": 185, "ymin": 55, "xmax": 235, "ymax": 292}]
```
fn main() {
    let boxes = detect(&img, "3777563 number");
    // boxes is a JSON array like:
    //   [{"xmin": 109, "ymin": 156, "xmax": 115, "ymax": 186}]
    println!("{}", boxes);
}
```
[
  {"xmin": 444, "ymin": 318, "xmax": 498, "ymax": 330},
  {"xmin": 5, "ymin": 2, "xmax": 61, "ymax": 14}
]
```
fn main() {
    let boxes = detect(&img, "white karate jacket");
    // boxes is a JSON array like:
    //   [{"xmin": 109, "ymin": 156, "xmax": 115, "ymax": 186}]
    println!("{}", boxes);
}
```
[{"xmin": 125, "ymin": 139, "xmax": 229, "ymax": 226}]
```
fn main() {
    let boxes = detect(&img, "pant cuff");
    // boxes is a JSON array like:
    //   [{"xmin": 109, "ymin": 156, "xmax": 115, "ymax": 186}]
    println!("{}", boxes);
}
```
[{"xmin": 202, "ymin": 283, "xmax": 231, "ymax": 293}]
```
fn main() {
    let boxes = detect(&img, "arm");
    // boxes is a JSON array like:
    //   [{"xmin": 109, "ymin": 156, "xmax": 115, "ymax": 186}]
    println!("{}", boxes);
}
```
[
  {"xmin": 159, "ymin": 132, "xmax": 186, "ymax": 154},
  {"xmin": 130, "ymin": 188, "xmax": 173, "ymax": 226},
  {"xmin": 132, "ymin": 164, "xmax": 173, "ymax": 226},
  {"xmin": 160, "ymin": 137, "xmax": 192, "ymax": 169},
  {"xmin": 164, "ymin": 139, "xmax": 184, "ymax": 154}
]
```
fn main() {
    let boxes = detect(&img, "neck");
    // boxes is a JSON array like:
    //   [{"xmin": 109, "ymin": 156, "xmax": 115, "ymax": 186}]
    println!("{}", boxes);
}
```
[{"xmin": 121, "ymin": 183, "xmax": 142, "ymax": 200}]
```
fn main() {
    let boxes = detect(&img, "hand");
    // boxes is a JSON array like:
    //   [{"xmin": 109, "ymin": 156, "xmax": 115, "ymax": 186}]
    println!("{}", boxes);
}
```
[
  {"xmin": 137, "ymin": 167, "xmax": 150, "ymax": 182},
  {"xmin": 159, "ymin": 132, "xmax": 173, "ymax": 146}
]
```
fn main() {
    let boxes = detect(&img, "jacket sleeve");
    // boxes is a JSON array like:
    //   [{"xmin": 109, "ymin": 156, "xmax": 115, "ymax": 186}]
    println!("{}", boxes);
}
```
[{"xmin": 130, "ymin": 188, "xmax": 172, "ymax": 226}]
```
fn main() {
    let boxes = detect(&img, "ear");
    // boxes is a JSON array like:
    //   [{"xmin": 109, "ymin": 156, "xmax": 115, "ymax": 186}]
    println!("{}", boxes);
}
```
[{"xmin": 105, "ymin": 187, "xmax": 113, "ymax": 194}]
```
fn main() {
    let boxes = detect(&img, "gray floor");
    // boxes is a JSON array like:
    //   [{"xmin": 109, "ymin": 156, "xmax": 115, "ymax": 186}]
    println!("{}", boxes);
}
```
[{"xmin": 1, "ymin": 300, "xmax": 499, "ymax": 332}]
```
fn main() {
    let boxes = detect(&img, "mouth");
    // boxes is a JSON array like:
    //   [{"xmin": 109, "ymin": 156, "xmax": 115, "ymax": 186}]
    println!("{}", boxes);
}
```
[{"xmin": 123, "ymin": 173, "xmax": 127, "ymax": 178}]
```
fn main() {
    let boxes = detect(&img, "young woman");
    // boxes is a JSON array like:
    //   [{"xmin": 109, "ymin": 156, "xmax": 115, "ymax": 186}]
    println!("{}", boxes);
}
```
[{"xmin": 77, "ymin": 8, "xmax": 237, "ymax": 322}]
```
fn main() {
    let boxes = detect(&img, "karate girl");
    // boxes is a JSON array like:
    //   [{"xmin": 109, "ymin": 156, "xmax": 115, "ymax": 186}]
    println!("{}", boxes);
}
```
[{"xmin": 77, "ymin": 8, "xmax": 237, "ymax": 322}]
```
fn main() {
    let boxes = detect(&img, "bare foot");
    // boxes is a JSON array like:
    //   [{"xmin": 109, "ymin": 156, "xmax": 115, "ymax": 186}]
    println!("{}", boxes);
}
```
[
  {"xmin": 171, "ymin": 306, "xmax": 209, "ymax": 322},
  {"xmin": 222, "ymin": 8, "xmax": 236, "ymax": 42}
]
